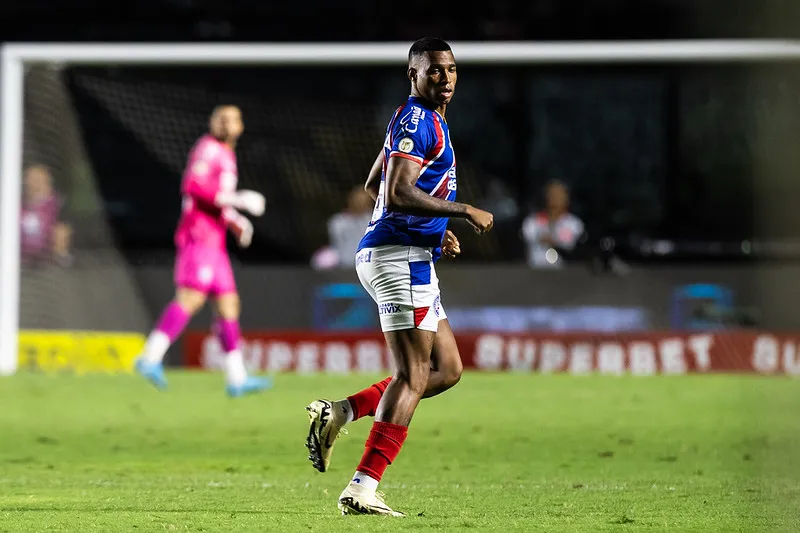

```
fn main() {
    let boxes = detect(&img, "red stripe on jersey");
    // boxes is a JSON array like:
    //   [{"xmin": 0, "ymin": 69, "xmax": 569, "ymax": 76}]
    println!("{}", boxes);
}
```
[
  {"xmin": 428, "ymin": 115, "xmax": 452, "ymax": 197},
  {"xmin": 414, "ymin": 307, "xmax": 430, "ymax": 328},
  {"xmin": 422, "ymin": 114, "xmax": 445, "ymax": 168},
  {"xmin": 432, "ymin": 179, "xmax": 451, "ymax": 199},
  {"xmin": 389, "ymin": 152, "xmax": 424, "ymax": 165}
]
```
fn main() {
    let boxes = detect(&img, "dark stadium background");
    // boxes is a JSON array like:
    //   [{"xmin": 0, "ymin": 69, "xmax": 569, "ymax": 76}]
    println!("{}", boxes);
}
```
[
  {"xmin": 8, "ymin": 0, "xmax": 800, "ymax": 348},
  {"xmin": 4, "ymin": 5, "xmax": 800, "ymax": 531}
]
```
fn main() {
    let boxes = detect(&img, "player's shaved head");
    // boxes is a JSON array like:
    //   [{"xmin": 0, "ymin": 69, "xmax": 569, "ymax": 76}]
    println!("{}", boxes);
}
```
[
  {"xmin": 209, "ymin": 105, "xmax": 244, "ymax": 145},
  {"xmin": 407, "ymin": 38, "xmax": 457, "ymax": 112},
  {"xmin": 408, "ymin": 37, "xmax": 452, "ymax": 63},
  {"xmin": 210, "ymin": 105, "xmax": 240, "ymax": 119}
]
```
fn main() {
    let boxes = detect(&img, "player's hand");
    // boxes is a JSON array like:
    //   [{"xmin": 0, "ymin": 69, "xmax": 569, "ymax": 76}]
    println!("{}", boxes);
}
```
[
  {"xmin": 466, "ymin": 206, "xmax": 494, "ymax": 235},
  {"xmin": 234, "ymin": 190, "xmax": 266, "ymax": 217},
  {"xmin": 224, "ymin": 209, "xmax": 254, "ymax": 248},
  {"xmin": 233, "ymin": 217, "xmax": 253, "ymax": 248},
  {"xmin": 441, "ymin": 230, "xmax": 461, "ymax": 259}
]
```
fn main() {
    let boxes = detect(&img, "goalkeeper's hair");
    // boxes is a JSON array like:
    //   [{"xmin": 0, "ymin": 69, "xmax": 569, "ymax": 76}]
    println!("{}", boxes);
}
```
[{"xmin": 408, "ymin": 38, "xmax": 452, "ymax": 63}]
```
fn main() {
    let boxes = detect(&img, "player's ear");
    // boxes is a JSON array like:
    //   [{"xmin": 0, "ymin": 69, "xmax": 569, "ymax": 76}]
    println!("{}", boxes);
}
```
[{"xmin": 407, "ymin": 67, "xmax": 417, "ymax": 82}]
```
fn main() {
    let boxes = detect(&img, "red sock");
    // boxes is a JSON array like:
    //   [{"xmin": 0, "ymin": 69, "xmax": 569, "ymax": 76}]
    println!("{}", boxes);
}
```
[
  {"xmin": 356, "ymin": 421, "xmax": 408, "ymax": 481},
  {"xmin": 347, "ymin": 376, "xmax": 392, "ymax": 420}
]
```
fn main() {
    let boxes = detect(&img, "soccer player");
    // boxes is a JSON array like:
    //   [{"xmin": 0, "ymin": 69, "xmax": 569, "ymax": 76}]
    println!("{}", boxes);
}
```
[
  {"xmin": 305, "ymin": 38, "xmax": 494, "ymax": 516},
  {"xmin": 134, "ymin": 105, "xmax": 271, "ymax": 397}
]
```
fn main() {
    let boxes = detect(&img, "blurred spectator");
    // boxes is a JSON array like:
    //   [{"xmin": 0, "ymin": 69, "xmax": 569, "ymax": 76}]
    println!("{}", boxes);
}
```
[
  {"xmin": 311, "ymin": 186, "xmax": 373, "ymax": 270},
  {"xmin": 521, "ymin": 180, "xmax": 583, "ymax": 269},
  {"xmin": 20, "ymin": 165, "xmax": 73, "ymax": 267}
]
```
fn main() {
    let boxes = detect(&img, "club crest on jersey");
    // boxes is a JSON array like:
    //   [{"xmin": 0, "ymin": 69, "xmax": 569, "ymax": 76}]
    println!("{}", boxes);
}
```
[
  {"xmin": 398, "ymin": 138, "xmax": 415, "ymax": 154},
  {"xmin": 433, "ymin": 295, "xmax": 441, "ymax": 317}
]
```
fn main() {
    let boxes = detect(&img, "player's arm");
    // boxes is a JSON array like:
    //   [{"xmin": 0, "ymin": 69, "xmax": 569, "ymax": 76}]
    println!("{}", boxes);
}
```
[
  {"xmin": 364, "ymin": 150, "xmax": 384, "ymax": 202},
  {"xmin": 183, "ymin": 174, "xmax": 265, "ymax": 217},
  {"xmin": 182, "ymin": 149, "xmax": 265, "ymax": 216},
  {"xmin": 384, "ymin": 157, "xmax": 493, "ymax": 232},
  {"xmin": 182, "ymin": 162, "xmax": 220, "ymax": 212}
]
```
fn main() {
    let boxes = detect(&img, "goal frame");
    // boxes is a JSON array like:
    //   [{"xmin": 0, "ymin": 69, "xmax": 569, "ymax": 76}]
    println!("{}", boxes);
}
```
[{"xmin": 3, "ymin": 39, "xmax": 800, "ymax": 375}]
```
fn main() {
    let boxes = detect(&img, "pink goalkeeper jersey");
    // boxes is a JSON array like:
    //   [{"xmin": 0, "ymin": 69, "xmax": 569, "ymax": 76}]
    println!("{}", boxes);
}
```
[{"xmin": 175, "ymin": 134, "xmax": 238, "ymax": 250}]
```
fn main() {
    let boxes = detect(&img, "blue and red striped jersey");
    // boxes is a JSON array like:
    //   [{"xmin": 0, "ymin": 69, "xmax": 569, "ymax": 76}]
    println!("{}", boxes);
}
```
[{"xmin": 359, "ymin": 96, "xmax": 457, "ymax": 257}]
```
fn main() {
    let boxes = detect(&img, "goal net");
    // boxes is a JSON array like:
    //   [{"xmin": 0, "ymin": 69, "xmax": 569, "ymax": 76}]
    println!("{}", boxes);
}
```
[{"xmin": 3, "ymin": 41, "xmax": 800, "ymax": 375}]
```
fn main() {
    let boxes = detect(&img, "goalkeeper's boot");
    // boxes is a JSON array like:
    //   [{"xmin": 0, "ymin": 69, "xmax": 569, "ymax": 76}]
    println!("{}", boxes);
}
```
[
  {"xmin": 338, "ymin": 483, "xmax": 405, "ymax": 517},
  {"xmin": 226, "ymin": 376, "xmax": 272, "ymax": 398},
  {"xmin": 134, "ymin": 359, "xmax": 168, "ymax": 390},
  {"xmin": 305, "ymin": 399, "xmax": 348, "ymax": 473}
]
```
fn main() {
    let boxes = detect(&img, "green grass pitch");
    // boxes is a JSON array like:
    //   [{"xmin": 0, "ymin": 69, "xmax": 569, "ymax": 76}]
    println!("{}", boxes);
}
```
[{"xmin": 0, "ymin": 372, "xmax": 798, "ymax": 532}]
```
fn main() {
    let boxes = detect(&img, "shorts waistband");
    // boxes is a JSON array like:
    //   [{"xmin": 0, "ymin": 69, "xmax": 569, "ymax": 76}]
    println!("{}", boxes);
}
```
[{"xmin": 356, "ymin": 245, "xmax": 433, "ymax": 264}]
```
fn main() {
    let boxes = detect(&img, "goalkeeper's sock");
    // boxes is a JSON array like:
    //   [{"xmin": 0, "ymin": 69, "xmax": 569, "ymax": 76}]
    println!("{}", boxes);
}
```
[
  {"xmin": 345, "ymin": 376, "xmax": 392, "ymax": 422},
  {"xmin": 353, "ymin": 421, "xmax": 408, "ymax": 486},
  {"xmin": 217, "ymin": 318, "xmax": 247, "ymax": 386},
  {"xmin": 142, "ymin": 302, "xmax": 190, "ymax": 364}
]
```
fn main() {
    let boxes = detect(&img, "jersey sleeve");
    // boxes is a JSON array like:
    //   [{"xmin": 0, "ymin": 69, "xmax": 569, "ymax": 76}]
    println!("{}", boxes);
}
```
[
  {"xmin": 388, "ymin": 109, "xmax": 436, "ymax": 166},
  {"xmin": 182, "ymin": 140, "xmax": 221, "ymax": 210}
]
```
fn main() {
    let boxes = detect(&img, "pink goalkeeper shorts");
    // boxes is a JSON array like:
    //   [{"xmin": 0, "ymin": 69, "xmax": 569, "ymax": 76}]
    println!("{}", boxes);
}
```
[{"xmin": 174, "ymin": 244, "xmax": 237, "ymax": 296}]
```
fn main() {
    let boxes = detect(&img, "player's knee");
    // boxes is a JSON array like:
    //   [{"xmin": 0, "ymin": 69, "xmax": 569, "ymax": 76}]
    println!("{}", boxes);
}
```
[
  {"xmin": 215, "ymin": 294, "xmax": 241, "ymax": 320},
  {"xmin": 175, "ymin": 289, "xmax": 206, "ymax": 315},
  {"xmin": 445, "ymin": 358, "xmax": 463, "ymax": 389}
]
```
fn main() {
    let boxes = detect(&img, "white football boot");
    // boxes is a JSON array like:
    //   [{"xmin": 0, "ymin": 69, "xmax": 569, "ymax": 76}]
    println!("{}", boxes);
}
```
[
  {"xmin": 338, "ymin": 482, "xmax": 405, "ymax": 517},
  {"xmin": 305, "ymin": 400, "xmax": 348, "ymax": 473}
]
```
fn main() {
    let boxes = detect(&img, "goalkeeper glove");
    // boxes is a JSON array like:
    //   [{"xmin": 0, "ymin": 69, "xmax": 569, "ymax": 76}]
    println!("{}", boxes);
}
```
[{"xmin": 216, "ymin": 190, "xmax": 266, "ymax": 217}]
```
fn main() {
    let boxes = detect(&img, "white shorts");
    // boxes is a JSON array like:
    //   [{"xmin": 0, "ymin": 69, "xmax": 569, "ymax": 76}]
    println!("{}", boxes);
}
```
[{"xmin": 356, "ymin": 245, "xmax": 446, "ymax": 333}]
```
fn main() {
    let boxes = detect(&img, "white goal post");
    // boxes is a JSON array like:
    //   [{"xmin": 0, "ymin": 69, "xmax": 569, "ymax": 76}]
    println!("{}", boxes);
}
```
[{"xmin": 3, "ymin": 39, "xmax": 800, "ymax": 376}]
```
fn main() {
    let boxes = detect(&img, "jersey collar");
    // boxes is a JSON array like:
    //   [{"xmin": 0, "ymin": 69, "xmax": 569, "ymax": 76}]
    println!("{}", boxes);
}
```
[{"xmin": 407, "ymin": 96, "xmax": 446, "ymax": 123}]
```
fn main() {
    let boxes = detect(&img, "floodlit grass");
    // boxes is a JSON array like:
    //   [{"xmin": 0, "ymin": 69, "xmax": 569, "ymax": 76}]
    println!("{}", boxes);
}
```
[{"xmin": 0, "ymin": 372, "xmax": 798, "ymax": 531}]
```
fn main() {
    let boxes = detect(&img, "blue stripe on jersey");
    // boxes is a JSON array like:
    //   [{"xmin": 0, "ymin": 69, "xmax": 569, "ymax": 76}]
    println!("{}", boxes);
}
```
[
  {"xmin": 409, "ymin": 260, "xmax": 432, "ymax": 286},
  {"xmin": 359, "ymin": 96, "xmax": 457, "ymax": 255}
]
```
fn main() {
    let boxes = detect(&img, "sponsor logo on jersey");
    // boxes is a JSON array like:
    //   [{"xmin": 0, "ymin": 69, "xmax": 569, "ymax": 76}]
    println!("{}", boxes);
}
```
[
  {"xmin": 400, "ymin": 106, "xmax": 426, "ymax": 133},
  {"xmin": 356, "ymin": 250, "xmax": 372, "ymax": 266},
  {"xmin": 378, "ymin": 303, "xmax": 402, "ymax": 314},
  {"xmin": 398, "ymin": 138, "xmax": 414, "ymax": 154},
  {"xmin": 446, "ymin": 165, "xmax": 457, "ymax": 191}
]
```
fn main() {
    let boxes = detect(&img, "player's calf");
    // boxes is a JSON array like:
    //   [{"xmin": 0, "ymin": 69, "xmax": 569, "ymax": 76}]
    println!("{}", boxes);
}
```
[
  {"xmin": 135, "ymin": 296, "xmax": 198, "ymax": 389},
  {"xmin": 340, "ymin": 328, "xmax": 432, "ymax": 513},
  {"xmin": 212, "ymin": 313, "xmax": 271, "ymax": 397}
]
